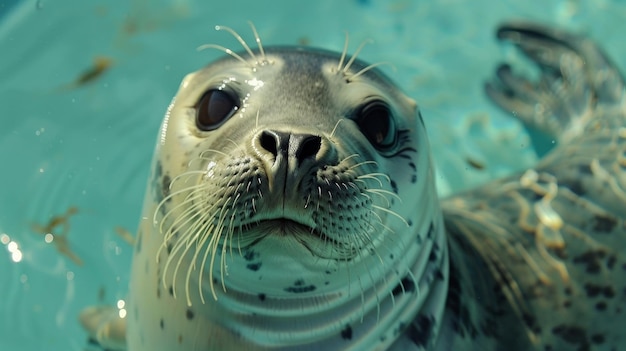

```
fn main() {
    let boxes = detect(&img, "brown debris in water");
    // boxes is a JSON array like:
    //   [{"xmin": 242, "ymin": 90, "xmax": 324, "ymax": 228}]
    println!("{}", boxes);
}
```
[
  {"xmin": 31, "ymin": 206, "xmax": 84, "ymax": 266},
  {"xmin": 59, "ymin": 56, "xmax": 114, "ymax": 91},
  {"xmin": 114, "ymin": 226, "xmax": 135, "ymax": 246}
]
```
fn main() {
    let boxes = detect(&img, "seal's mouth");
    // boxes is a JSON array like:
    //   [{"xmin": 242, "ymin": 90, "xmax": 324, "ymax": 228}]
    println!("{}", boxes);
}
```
[{"xmin": 250, "ymin": 218, "xmax": 330, "ymax": 241}]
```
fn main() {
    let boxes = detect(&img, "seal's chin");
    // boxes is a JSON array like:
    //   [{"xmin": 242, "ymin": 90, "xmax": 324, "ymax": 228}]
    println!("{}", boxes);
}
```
[
  {"xmin": 243, "ymin": 218, "xmax": 339, "ymax": 256},
  {"xmin": 250, "ymin": 218, "xmax": 330, "ymax": 240}
]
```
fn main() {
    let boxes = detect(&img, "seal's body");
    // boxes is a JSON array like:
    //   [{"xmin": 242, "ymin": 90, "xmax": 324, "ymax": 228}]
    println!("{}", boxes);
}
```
[{"xmin": 80, "ymin": 23, "xmax": 626, "ymax": 350}]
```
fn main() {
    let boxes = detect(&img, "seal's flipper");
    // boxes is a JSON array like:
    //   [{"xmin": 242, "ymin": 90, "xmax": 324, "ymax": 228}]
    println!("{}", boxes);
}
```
[
  {"xmin": 79, "ymin": 306, "xmax": 127, "ymax": 351},
  {"xmin": 442, "ymin": 22, "xmax": 626, "ymax": 350},
  {"xmin": 486, "ymin": 21, "xmax": 626, "ymax": 211},
  {"xmin": 485, "ymin": 22, "xmax": 626, "ymax": 145}
]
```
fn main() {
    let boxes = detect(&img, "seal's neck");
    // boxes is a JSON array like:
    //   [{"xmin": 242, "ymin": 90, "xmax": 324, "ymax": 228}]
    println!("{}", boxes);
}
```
[{"xmin": 205, "ymin": 192, "xmax": 449, "ymax": 350}]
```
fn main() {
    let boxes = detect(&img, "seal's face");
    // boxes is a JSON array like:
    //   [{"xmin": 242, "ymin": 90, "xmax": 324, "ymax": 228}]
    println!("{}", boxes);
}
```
[{"xmin": 152, "ymin": 47, "xmax": 439, "ymax": 321}]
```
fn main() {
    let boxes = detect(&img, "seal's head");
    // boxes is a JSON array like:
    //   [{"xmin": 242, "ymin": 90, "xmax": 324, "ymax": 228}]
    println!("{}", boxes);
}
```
[{"xmin": 149, "ymin": 25, "xmax": 447, "ymax": 349}]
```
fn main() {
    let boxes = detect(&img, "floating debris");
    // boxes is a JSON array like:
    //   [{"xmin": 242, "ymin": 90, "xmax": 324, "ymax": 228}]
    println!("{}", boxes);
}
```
[
  {"xmin": 59, "ymin": 56, "xmax": 113, "ymax": 91},
  {"xmin": 31, "ymin": 206, "xmax": 84, "ymax": 266},
  {"xmin": 114, "ymin": 226, "xmax": 135, "ymax": 246},
  {"xmin": 465, "ymin": 157, "xmax": 486, "ymax": 170}
]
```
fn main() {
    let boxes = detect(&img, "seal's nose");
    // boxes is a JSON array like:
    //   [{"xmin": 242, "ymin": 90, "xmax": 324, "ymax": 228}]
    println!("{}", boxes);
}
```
[{"xmin": 259, "ymin": 130, "xmax": 322, "ymax": 166}]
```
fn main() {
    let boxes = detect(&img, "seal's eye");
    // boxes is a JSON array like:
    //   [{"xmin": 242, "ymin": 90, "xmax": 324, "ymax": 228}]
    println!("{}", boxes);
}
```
[
  {"xmin": 196, "ymin": 89, "xmax": 239, "ymax": 131},
  {"xmin": 356, "ymin": 101, "xmax": 396, "ymax": 149}
]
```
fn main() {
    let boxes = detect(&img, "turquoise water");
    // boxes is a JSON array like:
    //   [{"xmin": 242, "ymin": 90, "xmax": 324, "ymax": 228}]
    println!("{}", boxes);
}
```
[{"xmin": 0, "ymin": 0, "xmax": 625, "ymax": 350}]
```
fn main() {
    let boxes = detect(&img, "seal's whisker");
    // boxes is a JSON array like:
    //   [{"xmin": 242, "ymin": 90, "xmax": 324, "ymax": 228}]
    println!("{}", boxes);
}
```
[
  {"xmin": 156, "ymin": 197, "xmax": 203, "ymax": 261},
  {"xmin": 175, "ymin": 237, "xmax": 201, "ymax": 306},
  {"xmin": 342, "ymin": 39, "xmax": 374, "ymax": 74},
  {"xmin": 185, "ymin": 211, "xmax": 216, "ymax": 306},
  {"xmin": 154, "ymin": 183, "xmax": 205, "ymax": 226},
  {"xmin": 221, "ymin": 195, "xmax": 242, "ymax": 279},
  {"xmin": 211, "ymin": 197, "xmax": 234, "ymax": 295},
  {"xmin": 199, "ymin": 149, "xmax": 230, "ymax": 159},
  {"xmin": 169, "ymin": 171, "xmax": 206, "ymax": 187},
  {"xmin": 247, "ymin": 21, "xmax": 267, "ymax": 64},
  {"xmin": 214, "ymin": 25, "xmax": 258, "ymax": 63},
  {"xmin": 372, "ymin": 205, "xmax": 409, "ymax": 227},
  {"xmin": 160, "ymin": 191, "xmax": 215, "ymax": 242},
  {"xmin": 336, "ymin": 31, "xmax": 350, "ymax": 73},
  {"xmin": 364, "ymin": 188, "xmax": 400, "ymax": 207},
  {"xmin": 348, "ymin": 160, "xmax": 378, "ymax": 171},
  {"xmin": 197, "ymin": 223, "xmax": 219, "ymax": 302},
  {"xmin": 226, "ymin": 207, "xmax": 238, "ymax": 258},
  {"xmin": 197, "ymin": 44, "xmax": 254, "ymax": 69},
  {"xmin": 225, "ymin": 137, "xmax": 246, "ymax": 155},
  {"xmin": 157, "ymin": 190, "xmax": 205, "ymax": 235},
  {"xmin": 349, "ymin": 62, "xmax": 395, "ymax": 81},
  {"xmin": 329, "ymin": 118, "xmax": 347, "ymax": 140},
  {"xmin": 341, "ymin": 153, "xmax": 361, "ymax": 164},
  {"xmin": 356, "ymin": 172, "xmax": 391, "ymax": 186},
  {"xmin": 188, "ymin": 212, "xmax": 216, "ymax": 304},
  {"xmin": 163, "ymin": 216, "xmax": 204, "ymax": 298}
]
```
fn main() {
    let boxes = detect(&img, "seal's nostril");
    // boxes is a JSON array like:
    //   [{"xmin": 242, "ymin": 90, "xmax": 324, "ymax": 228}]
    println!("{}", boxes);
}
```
[
  {"xmin": 260, "ymin": 130, "xmax": 278, "ymax": 157},
  {"xmin": 259, "ymin": 130, "xmax": 321, "ymax": 165},
  {"xmin": 296, "ymin": 135, "xmax": 322, "ymax": 162}
]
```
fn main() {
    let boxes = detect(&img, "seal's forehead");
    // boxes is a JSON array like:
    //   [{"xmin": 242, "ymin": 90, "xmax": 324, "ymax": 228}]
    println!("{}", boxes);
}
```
[{"xmin": 204, "ymin": 46, "xmax": 399, "ymax": 90}]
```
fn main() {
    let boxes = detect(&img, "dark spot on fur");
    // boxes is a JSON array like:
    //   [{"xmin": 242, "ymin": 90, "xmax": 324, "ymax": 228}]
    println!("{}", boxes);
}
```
[
  {"xmin": 522, "ymin": 313, "xmax": 541, "ymax": 334},
  {"xmin": 178, "ymin": 334, "xmax": 183, "ymax": 344},
  {"xmin": 591, "ymin": 333, "xmax": 605, "ymax": 344},
  {"xmin": 247, "ymin": 262, "xmax": 262, "ymax": 271},
  {"xmin": 592, "ymin": 215, "xmax": 617, "ymax": 233},
  {"xmin": 243, "ymin": 249, "xmax": 259, "ymax": 262},
  {"xmin": 168, "ymin": 285, "xmax": 174, "ymax": 296},
  {"xmin": 160, "ymin": 318, "xmax": 164, "ymax": 329},
  {"xmin": 155, "ymin": 162, "xmax": 163, "ymax": 178},
  {"xmin": 552, "ymin": 325, "xmax": 589, "ymax": 349},
  {"xmin": 392, "ymin": 276, "xmax": 416, "ymax": 296},
  {"xmin": 573, "ymin": 250, "xmax": 607, "ymax": 274},
  {"xmin": 406, "ymin": 314, "xmax": 435, "ymax": 347},
  {"xmin": 162, "ymin": 175, "xmax": 172, "ymax": 198},
  {"xmin": 186, "ymin": 309, "xmax": 194, "ymax": 320},
  {"xmin": 284, "ymin": 279, "xmax": 316, "ymax": 293},
  {"xmin": 341, "ymin": 325, "xmax": 352, "ymax": 340},
  {"xmin": 390, "ymin": 179, "xmax": 398, "ymax": 194},
  {"xmin": 426, "ymin": 221, "xmax": 434, "ymax": 239},
  {"xmin": 258, "ymin": 293, "xmax": 266, "ymax": 301},
  {"xmin": 607, "ymin": 255, "xmax": 617, "ymax": 269},
  {"xmin": 583, "ymin": 283, "xmax": 615, "ymax": 299},
  {"xmin": 445, "ymin": 262, "xmax": 479, "ymax": 339},
  {"xmin": 435, "ymin": 269, "xmax": 445, "ymax": 281},
  {"xmin": 595, "ymin": 301, "xmax": 607, "ymax": 311},
  {"xmin": 394, "ymin": 322, "xmax": 407, "ymax": 336},
  {"xmin": 135, "ymin": 230, "xmax": 142, "ymax": 253}
]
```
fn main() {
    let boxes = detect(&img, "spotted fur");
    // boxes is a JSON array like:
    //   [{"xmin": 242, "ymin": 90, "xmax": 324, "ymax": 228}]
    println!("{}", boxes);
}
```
[{"xmin": 79, "ymin": 22, "xmax": 626, "ymax": 351}]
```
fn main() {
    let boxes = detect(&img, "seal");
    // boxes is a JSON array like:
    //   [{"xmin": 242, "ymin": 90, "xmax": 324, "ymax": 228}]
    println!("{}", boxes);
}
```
[{"xmin": 80, "ymin": 22, "xmax": 626, "ymax": 350}]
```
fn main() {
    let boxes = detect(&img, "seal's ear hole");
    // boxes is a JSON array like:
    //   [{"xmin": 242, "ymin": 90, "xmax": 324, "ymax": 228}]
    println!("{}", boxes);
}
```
[
  {"xmin": 356, "ymin": 101, "xmax": 396, "ymax": 150},
  {"xmin": 196, "ymin": 89, "xmax": 239, "ymax": 131}
]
